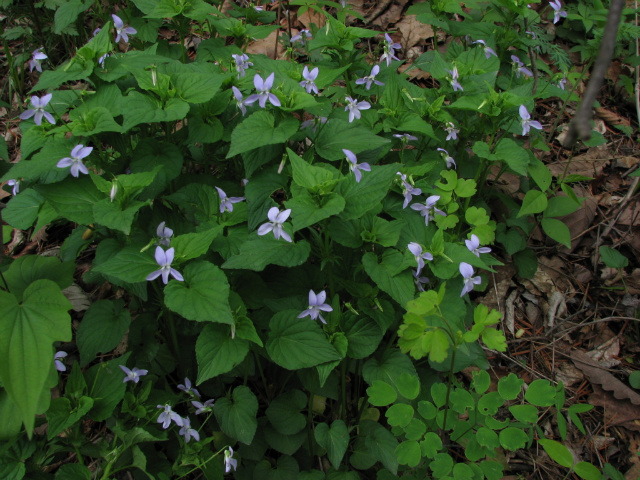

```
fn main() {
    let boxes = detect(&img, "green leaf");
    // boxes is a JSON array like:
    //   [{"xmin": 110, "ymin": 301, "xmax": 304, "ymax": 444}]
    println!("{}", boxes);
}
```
[
  {"xmin": 337, "ymin": 164, "xmax": 397, "ymax": 220},
  {"xmin": 494, "ymin": 138, "xmax": 529, "ymax": 176},
  {"xmin": 92, "ymin": 246, "xmax": 158, "ymax": 284},
  {"xmin": 171, "ymin": 227, "xmax": 222, "ymax": 261},
  {"xmin": 343, "ymin": 315, "xmax": 383, "ymax": 359},
  {"xmin": 363, "ymin": 349, "xmax": 417, "ymax": 388},
  {"xmin": 130, "ymin": 140, "xmax": 184, "ymax": 199},
  {"xmin": 2, "ymin": 189, "xmax": 45, "ymax": 230},
  {"xmin": 0, "ymin": 280, "xmax": 72, "ymax": 435},
  {"xmin": 266, "ymin": 390, "xmax": 307, "ymax": 435},
  {"xmin": 228, "ymin": 111, "xmax": 298, "ymax": 157},
  {"xmin": 538, "ymin": 438, "xmax": 574, "ymax": 468},
  {"xmin": 541, "ymin": 218, "xmax": 572, "ymax": 248},
  {"xmin": 92, "ymin": 199, "xmax": 146, "ymax": 235},
  {"xmin": 544, "ymin": 196, "xmax": 581, "ymax": 217},
  {"xmin": 46, "ymin": 396, "xmax": 94, "ymax": 439},
  {"xmin": 362, "ymin": 251, "xmax": 414, "ymax": 307},
  {"xmin": 629, "ymin": 371, "xmax": 640, "ymax": 389},
  {"xmin": 69, "ymin": 107, "xmax": 122, "ymax": 136},
  {"xmin": 367, "ymin": 380, "xmax": 397, "ymax": 407},
  {"xmin": 315, "ymin": 120, "xmax": 390, "ymax": 161},
  {"xmin": 77, "ymin": 299, "xmax": 131, "ymax": 366},
  {"xmin": 55, "ymin": 464, "xmax": 92, "ymax": 480},
  {"xmin": 288, "ymin": 148, "xmax": 333, "ymax": 190},
  {"xmin": 222, "ymin": 237, "xmax": 310, "ymax": 271},
  {"xmin": 170, "ymin": 70, "xmax": 224, "ymax": 104},
  {"xmin": 385, "ymin": 403, "xmax": 414, "ymax": 427},
  {"xmin": 36, "ymin": 176, "xmax": 102, "ymax": 225},
  {"xmin": 574, "ymin": 462, "xmax": 602, "ymax": 480},
  {"xmin": 165, "ymin": 261, "xmax": 233, "ymax": 324},
  {"xmin": 214, "ymin": 385, "xmax": 258, "ymax": 444},
  {"xmin": 525, "ymin": 379, "xmax": 556, "ymax": 407},
  {"xmin": 599, "ymin": 246, "xmax": 629, "ymax": 268},
  {"xmin": 497, "ymin": 373, "xmax": 524, "ymax": 400},
  {"xmin": 517, "ymin": 190, "xmax": 548, "ymax": 217},
  {"xmin": 196, "ymin": 323, "xmax": 248, "ymax": 383},
  {"xmin": 314, "ymin": 420, "xmax": 349, "ymax": 469},
  {"xmin": 4, "ymin": 255, "xmax": 74, "ymax": 302},
  {"xmin": 285, "ymin": 191, "xmax": 345, "ymax": 232},
  {"xmin": 121, "ymin": 92, "xmax": 190, "ymax": 132},
  {"xmin": 85, "ymin": 354, "xmax": 129, "ymax": 421},
  {"xmin": 499, "ymin": 427, "xmax": 529, "ymax": 451},
  {"xmin": 394, "ymin": 372, "xmax": 420, "ymax": 400},
  {"xmin": 420, "ymin": 431, "xmax": 442, "ymax": 458},
  {"xmin": 266, "ymin": 311, "xmax": 342, "ymax": 370}
]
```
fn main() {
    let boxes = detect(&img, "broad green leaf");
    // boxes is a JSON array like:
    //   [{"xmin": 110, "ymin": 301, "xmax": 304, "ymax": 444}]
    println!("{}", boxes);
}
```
[
  {"xmin": 92, "ymin": 246, "xmax": 158, "ymax": 284},
  {"xmin": 420, "ymin": 431, "xmax": 442, "ymax": 458},
  {"xmin": 235, "ymin": 315, "xmax": 263, "ymax": 346},
  {"xmin": 499, "ymin": 427, "xmax": 529, "ymax": 451},
  {"xmin": 509, "ymin": 404, "xmax": 538, "ymax": 424},
  {"xmin": 363, "ymin": 349, "xmax": 417, "ymax": 387},
  {"xmin": 315, "ymin": 120, "xmax": 390, "ymax": 161},
  {"xmin": 541, "ymin": 218, "xmax": 571, "ymax": 248},
  {"xmin": 121, "ymin": 92, "xmax": 190, "ymax": 132},
  {"xmin": 32, "ymin": 58, "xmax": 93, "ymax": 92},
  {"xmin": 0, "ymin": 280, "xmax": 72, "ymax": 434},
  {"xmin": 196, "ymin": 323, "xmax": 248, "ymax": 383},
  {"xmin": 165, "ymin": 261, "xmax": 233, "ymax": 324},
  {"xmin": 314, "ymin": 420, "xmax": 349, "ymax": 469},
  {"xmin": 77, "ymin": 299, "xmax": 131, "ymax": 366},
  {"xmin": 263, "ymin": 425, "xmax": 306, "ymax": 456},
  {"xmin": 544, "ymin": 195, "xmax": 581, "ymax": 217},
  {"xmin": 266, "ymin": 310, "xmax": 342, "ymax": 370},
  {"xmin": 171, "ymin": 226, "xmax": 222, "ymax": 261},
  {"xmin": 429, "ymin": 452, "xmax": 453, "ymax": 477},
  {"xmin": 394, "ymin": 372, "xmax": 420, "ymax": 400},
  {"xmin": 93, "ymin": 199, "xmax": 147, "ymax": 235},
  {"xmin": 476, "ymin": 427, "xmax": 500, "ymax": 449},
  {"xmin": 4, "ymin": 255, "xmax": 74, "ymax": 302},
  {"xmin": 253, "ymin": 455, "xmax": 300, "ymax": 480},
  {"xmin": 337, "ymin": 164, "xmax": 397, "ymax": 220},
  {"xmin": 214, "ymin": 385, "xmax": 258, "ymax": 445},
  {"xmin": 538, "ymin": 439, "xmax": 573, "ymax": 468},
  {"xmin": 288, "ymin": 148, "xmax": 333, "ymax": 190},
  {"xmin": 228, "ymin": 111, "xmax": 299, "ymax": 157},
  {"xmin": 54, "ymin": 464, "xmax": 92, "ymax": 480},
  {"xmin": 385, "ymin": 403, "xmax": 414, "ymax": 427},
  {"xmin": 517, "ymin": 190, "xmax": 547, "ymax": 217},
  {"xmin": 394, "ymin": 439, "xmax": 421, "ymax": 467},
  {"xmin": 285, "ymin": 191, "xmax": 345, "ymax": 232},
  {"xmin": 36, "ymin": 176, "xmax": 102, "ymax": 225},
  {"xmin": 129, "ymin": 140, "xmax": 184, "ymax": 199},
  {"xmin": 494, "ymin": 138, "xmax": 529, "ymax": 176},
  {"xmin": 497, "ymin": 373, "xmax": 524, "ymax": 400},
  {"xmin": 574, "ymin": 461, "xmax": 602, "ymax": 480},
  {"xmin": 46, "ymin": 396, "xmax": 94, "ymax": 439},
  {"xmin": 2, "ymin": 189, "xmax": 45, "ymax": 230},
  {"xmin": 170, "ymin": 71, "xmax": 224, "ymax": 104},
  {"xmin": 69, "ymin": 107, "xmax": 122, "ymax": 136},
  {"xmin": 599, "ymin": 246, "xmax": 629, "ymax": 268},
  {"xmin": 85, "ymin": 354, "xmax": 129, "ymax": 421},
  {"xmin": 525, "ymin": 379, "xmax": 556, "ymax": 406},
  {"xmin": 1, "ymin": 140, "xmax": 76, "ymax": 184},
  {"xmin": 222, "ymin": 237, "xmax": 311, "ymax": 271},
  {"xmin": 266, "ymin": 390, "xmax": 307, "ymax": 435},
  {"xmin": 366, "ymin": 380, "xmax": 397, "ymax": 407},
  {"xmin": 0, "ymin": 391, "xmax": 25, "ymax": 441},
  {"xmin": 343, "ymin": 315, "xmax": 383, "ymax": 359},
  {"xmin": 362, "ymin": 251, "xmax": 414, "ymax": 307}
]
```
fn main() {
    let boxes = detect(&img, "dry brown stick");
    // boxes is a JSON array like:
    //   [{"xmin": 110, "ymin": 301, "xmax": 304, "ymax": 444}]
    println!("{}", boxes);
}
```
[
  {"xmin": 363, "ymin": 0, "xmax": 393, "ymax": 25},
  {"xmin": 563, "ymin": 0, "xmax": 625, "ymax": 147}
]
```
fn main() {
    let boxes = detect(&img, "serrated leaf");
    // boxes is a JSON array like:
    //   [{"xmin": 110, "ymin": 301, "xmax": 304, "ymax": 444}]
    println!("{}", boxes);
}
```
[
  {"xmin": 285, "ymin": 191, "xmax": 345, "ymax": 232},
  {"xmin": 36, "ymin": 176, "xmax": 102, "ymax": 225},
  {"xmin": 362, "ymin": 251, "xmax": 414, "ymax": 307},
  {"xmin": 2, "ymin": 189, "xmax": 45, "ymax": 230},
  {"xmin": 315, "ymin": 120, "xmax": 390, "ymax": 161},
  {"xmin": 4, "ymin": 255, "xmax": 74, "ymax": 302},
  {"xmin": 77, "ymin": 299, "xmax": 131, "ymax": 366},
  {"xmin": 196, "ymin": 323, "xmax": 248, "ymax": 383},
  {"xmin": 46, "ymin": 396, "xmax": 94, "ymax": 439},
  {"xmin": 171, "ymin": 226, "xmax": 222, "ymax": 261},
  {"xmin": 222, "ymin": 237, "xmax": 310, "ymax": 271},
  {"xmin": 288, "ymin": 148, "xmax": 333, "ymax": 190},
  {"xmin": 214, "ymin": 385, "xmax": 258, "ymax": 444},
  {"xmin": 228, "ymin": 111, "xmax": 298, "ymax": 158}
]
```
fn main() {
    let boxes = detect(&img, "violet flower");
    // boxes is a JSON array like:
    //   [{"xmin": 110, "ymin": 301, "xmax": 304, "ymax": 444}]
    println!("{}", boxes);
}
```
[
  {"xmin": 557, "ymin": 75, "xmax": 567, "ymax": 90},
  {"xmin": 300, "ymin": 66, "xmax": 319, "ymax": 94},
  {"xmin": 437, "ymin": 148, "xmax": 456, "ymax": 169},
  {"xmin": 550, "ymin": 0, "xmax": 567, "ymax": 24},
  {"xmin": 157, "ymin": 404, "xmax": 184, "ymax": 429},
  {"xmin": 519, "ymin": 105, "xmax": 543, "ymax": 135},
  {"xmin": 344, "ymin": 96, "xmax": 370, "ymax": 122},
  {"xmin": 232, "ymin": 53, "xmax": 253, "ymax": 79},
  {"xmin": 245, "ymin": 73, "xmax": 281, "ymax": 108},
  {"xmin": 7, "ymin": 179, "xmax": 19, "ymax": 196},
  {"xmin": 120, "ymin": 365, "xmax": 148, "ymax": 384},
  {"xmin": 192, "ymin": 399, "xmax": 214, "ymax": 415},
  {"xmin": 411, "ymin": 195, "xmax": 446, "ymax": 227},
  {"xmin": 447, "ymin": 66, "xmax": 463, "ymax": 92},
  {"xmin": 57, "ymin": 144, "xmax": 92, "ymax": 177},
  {"xmin": 258, "ymin": 207, "xmax": 292, "ymax": 242},
  {"xmin": 460, "ymin": 262, "xmax": 482, "ymax": 297},
  {"xmin": 54, "ymin": 351, "xmax": 68, "ymax": 372},
  {"xmin": 177, "ymin": 377, "xmax": 201, "ymax": 398},
  {"xmin": 465, "ymin": 234, "xmax": 492, "ymax": 257},
  {"xmin": 231, "ymin": 86, "xmax": 248, "ymax": 116},
  {"xmin": 29, "ymin": 48, "xmax": 47, "ymax": 73},
  {"xmin": 112, "ymin": 14, "xmax": 136, "ymax": 43},
  {"xmin": 397, "ymin": 172, "xmax": 422, "ymax": 209},
  {"xmin": 393, "ymin": 133, "xmax": 418, "ymax": 142},
  {"xmin": 146, "ymin": 247, "xmax": 184, "ymax": 284},
  {"xmin": 156, "ymin": 221, "xmax": 173, "ymax": 247},
  {"xmin": 445, "ymin": 122, "xmax": 459, "ymax": 141},
  {"xmin": 473, "ymin": 40, "xmax": 497, "ymax": 59},
  {"xmin": 356, "ymin": 64, "xmax": 384, "ymax": 90},
  {"xmin": 343, "ymin": 149, "xmax": 371, "ymax": 183},
  {"xmin": 414, "ymin": 273, "xmax": 430, "ymax": 292},
  {"xmin": 20, "ymin": 94, "xmax": 55, "ymax": 126},
  {"xmin": 216, "ymin": 186, "xmax": 245, "ymax": 213},
  {"xmin": 291, "ymin": 29, "xmax": 312, "ymax": 44},
  {"xmin": 224, "ymin": 447, "xmax": 238, "ymax": 473},
  {"xmin": 178, "ymin": 417, "xmax": 200, "ymax": 443},
  {"xmin": 300, "ymin": 115, "xmax": 327, "ymax": 132},
  {"xmin": 511, "ymin": 55, "xmax": 533, "ymax": 79},
  {"xmin": 98, "ymin": 53, "xmax": 110, "ymax": 68},
  {"xmin": 407, "ymin": 242, "xmax": 433, "ymax": 277},
  {"xmin": 298, "ymin": 289, "xmax": 333, "ymax": 324},
  {"xmin": 380, "ymin": 33, "xmax": 401, "ymax": 67}
]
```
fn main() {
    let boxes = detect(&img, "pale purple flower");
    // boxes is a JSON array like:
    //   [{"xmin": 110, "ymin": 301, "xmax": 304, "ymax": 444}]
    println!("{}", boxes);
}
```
[
  {"xmin": 345, "ymin": 96, "xmax": 370, "ymax": 122},
  {"xmin": 177, "ymin": 377, "xmax": 201, "ymax": 398},
  {"xmin": 447, "ymin": 66, "xmax": 463, "ymax": 92},
  {"xmin": 397, "ymin": 172, "xmax": 422, "ymax": 209},
  {"xmin": 473, "ymin": 40, "xmax": 497, "ymax": 59},
  {"xmin": 526, "ymin": 30, "xmax": 538, "ymax": 40},
  {"xmin": 460, "ymin": 262, "xmax": 482, "ymax": 296},
  {"xmin": 20, "ymin": 94, "xmax": 55, "ymax": 126},
  {"xmin": 157, "ymin": 404, "xmax": 184, "ymax": 429},
  {"xmin": 298, "ymin": 289, "xmax": 333, "ymax": 324},
  {"xmin": 7, "ymin": 179, "xmax": 19, "ymax": 196},
  {"xmin": 56, "ymin": 144, "xmax": 92, "ymax": 177},
  {"xmin": 437, "ymin": 148, "xmax": 456, "ymax": 169},
  {"xmin": 179, "ymin": 417, "xmax": 200, "ymax": 443},
  {"xmin": 411, "ymin": 195, "xmax": 446, "ymax": 226},
  {"xmin": 192, "ymin": 399, "xmax": 215, "ymax": 415},
  {"xmin": 254, "ymin": 5, "xmax": 264, "ymax": 11},
  {"xmin": 465, "ymin": 234, "xmax": 492, "ymax": 257},
  {"xmin": 511, "ymin": 55, "xmax": 533, "ymax": 79},
  {"xmin": 407, "ymin": 242, "xmax": 433, "ymax": 277},
  {"xmin": 231, "ymin": 86, "xmax": 248, "ymax": 116},
  {"xmin": 291, "ymin": 29, "xmax": 312, "ymax": 44},
  {"xmin": 300, "ymin": 115, "xmax": 327, "ymax": 132},
  {"xmin": 156, "ymin": 221, "xmax": 173, "ymax": 247},
  {"xmin": 29, "ymin": 48, "xmax": 47, "ymax": 73},
  {"xmin": 112, "ymin": 14, "xmax": 136, "ymax": 43},
  {"xmin": 146, "ymin": 247, "xmax": 184, "ymax": 284},
  {"xmin": 98, "ymin": 53, "xmax": 109, "ymax": 68},
  {"xmin": 93, "ymin": 28, "xmax": 101, "ymax": 37},
  {"xmin": 245, "ymin": 73, "xmax": 280, "ymax": 108},
  {"xmin": 550, "ymin": 0, "xmax": 567, "ymax": 24},
  {"xmin": 343, "ymin": 149, "xmax": 371, "ymax": 183},
  {"xmin": 110, "ymin": 181, "xmax": 118, "ymax": 202},
  {"xmin": 258, "ymin": 207, "xmax": 292, "ymax": 242},
  {"xmin": 355, "ymin": 64, "xmax": 384, "ymax": 90},
  {"xmin": 380, "ymin": 33, "xmax": 401, "ymax": 67},
  {"xmin": 120, "ymin": 365, "xmax": 148, "ymax": 384},
  {"xmin": 300, "ymin": 66, "xmax": 319, "ymax": 94},
  {"xmin": 519, "ymin": 105, "xmax": 543, "ymax": 135},
  {"xmin": 232, "ymin": 53, "xmax": 253, "ymax": 78},
  {"xmin": 224, "ymin": 447, "xmax": 238, "ymax": 473},
  {"xmin": 414, "ymin": 273, "xmax": 430, "ymax": 292},
  {"xmin": 216, "ymin": 186, "xmax": 244, "ymax": 213},
  {"xmin": 54, "ymin": 351, "xmax": 68, "ymax": 372},
  {"xmin": 445, "ymin": 122, "xmax": 459, "ymax": 141},
  {"xmin": 393, "ymin": 133, "xmax": 418, "ymax": 142},
  {"xmin": 556, "ymin": 75, "xmax": 567, "ymax": 90}
]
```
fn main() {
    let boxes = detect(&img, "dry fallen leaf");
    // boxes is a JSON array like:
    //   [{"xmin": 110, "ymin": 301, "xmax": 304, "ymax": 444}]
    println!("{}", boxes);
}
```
[
  {"xmin": 588, "ymin": 384, "xmax": 640, "ymax": 432},
  {"xmin": 395, "ymin": 15, "xmax": 434, "ymax": 51},
  {"xmin": 246, "ymin": 29, "xmax": 284, "ymax": 59},
  {"xmin": 572, "ymin": 350, "xmax": 640, "ymax": 405}
]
